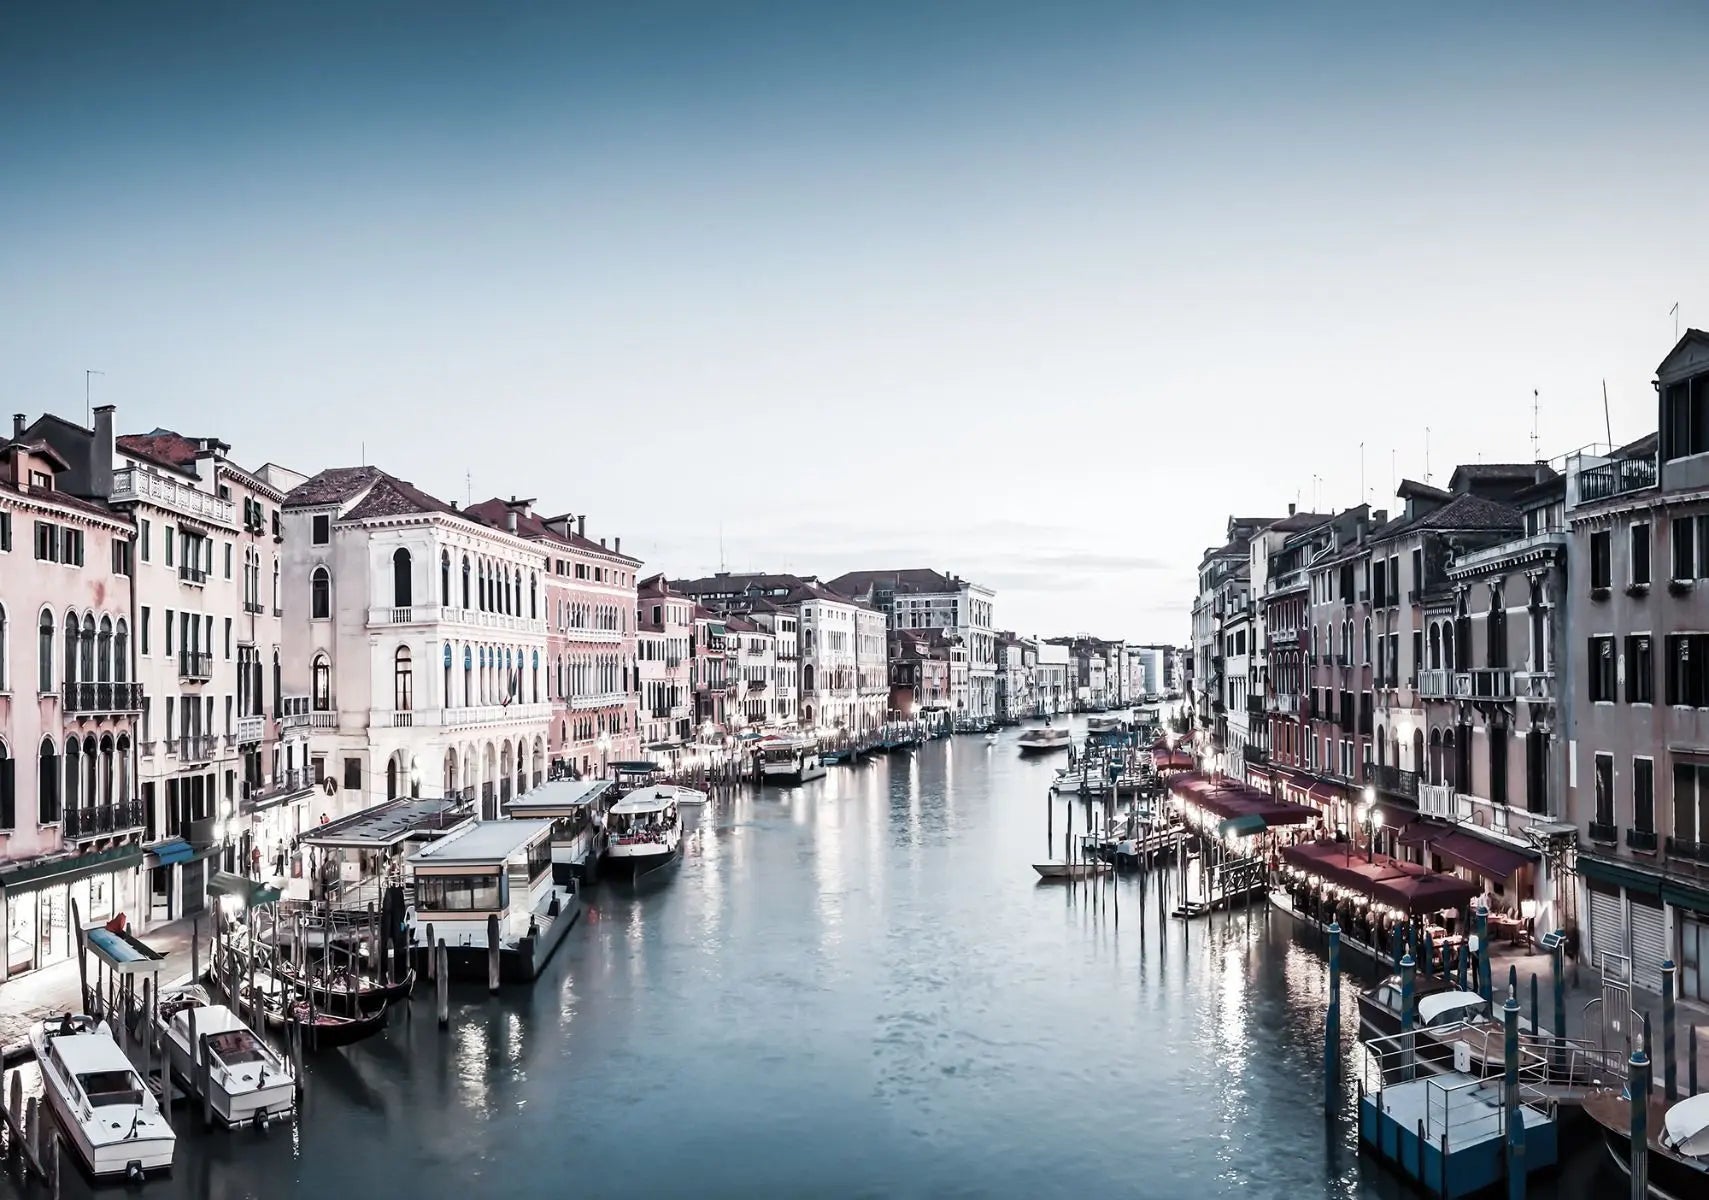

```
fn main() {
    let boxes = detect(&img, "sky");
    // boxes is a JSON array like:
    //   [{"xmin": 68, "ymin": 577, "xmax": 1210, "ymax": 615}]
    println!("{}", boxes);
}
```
[{"xmin": 4, "ymin": 2, "xmax": 1709, "ymax": 641}]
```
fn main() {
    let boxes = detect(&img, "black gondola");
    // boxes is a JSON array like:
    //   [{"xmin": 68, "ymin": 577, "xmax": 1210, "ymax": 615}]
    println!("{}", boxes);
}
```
[{"xmin": 239, "ymin": 981, "xmax": 389, "ymax": 1050}]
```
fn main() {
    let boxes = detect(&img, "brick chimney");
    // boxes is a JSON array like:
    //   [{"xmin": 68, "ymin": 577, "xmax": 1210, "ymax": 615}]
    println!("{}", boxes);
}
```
[
  {"xmin": 91, "ymin": 405, "xmax": 115, "ymax": 500},
  {"xmin": 614, "ymin": 536, "xmax": 621, "ymax": 555},
  {"xmin": 577, "ymin": 516, "xmax": 586, "ymax": 538},
  {"xmin": 11, "ymin": 414, "xmax": 23, "ymax": 439}
]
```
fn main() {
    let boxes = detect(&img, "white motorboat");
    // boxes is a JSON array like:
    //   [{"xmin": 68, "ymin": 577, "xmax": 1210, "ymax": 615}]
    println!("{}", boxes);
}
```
[
  {"xmin": 984, "ymin": 732, "xmax": 1000, "ymax": 745},
  {"xmin": 28, "ymin": 1014, "xmax": 175, "ymax": 1181},
  {"xmin": 663, "ymin": 783, "xmax": 709, "ymax": 807},
  {"xmin": 1051, "ymin": 771, "xmax": 1082, "ymax": 794},
  {"xmin": 1017, "ymin": 727, "xmax": 1072, "ymax": 755},
  {"xmin": 605, "ymin": 789, "xmax": 682, "ymax": 878},
  {"xmin": 1033, "ymin": 861, "xmax": 1112, "ymax": 880},
  {"xmin": 158, "ymin": 989, "xmax": 296, "ymax": 1129},
  {"xmin": 759, "ymin": 737, "xmax": 826, "ymax": 784}
]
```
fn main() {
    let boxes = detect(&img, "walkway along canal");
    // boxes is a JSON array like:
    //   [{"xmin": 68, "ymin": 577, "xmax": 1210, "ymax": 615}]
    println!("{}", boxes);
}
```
[{"xmin": 6, "ymin": 719, "xmax": 1617, "ymax": 1198}]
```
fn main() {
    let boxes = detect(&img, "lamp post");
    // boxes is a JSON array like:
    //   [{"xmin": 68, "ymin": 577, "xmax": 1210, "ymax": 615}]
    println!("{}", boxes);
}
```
[{"xmin": 597, "ymin": 732, "xmax": 611, "ymax": 779}]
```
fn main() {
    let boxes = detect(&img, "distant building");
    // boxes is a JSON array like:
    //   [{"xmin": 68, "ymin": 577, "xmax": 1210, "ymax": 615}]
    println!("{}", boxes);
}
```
[{"xmin": 823, "ymin": 569, "xmax": 997, "ymax": 719}]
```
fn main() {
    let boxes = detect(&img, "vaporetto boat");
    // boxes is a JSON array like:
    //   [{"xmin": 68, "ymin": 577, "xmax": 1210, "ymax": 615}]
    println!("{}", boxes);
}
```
[
  {"xmin": 759, "ymin": 737, "xmax": 826, "ymax": 783},
  {"xmin": 1017, "ymin": 727, "xmax": 1072, "ymax": 755},
  {"xmin": 605, "ymin": 789, "xmax": 683, "ymax": 878},
  {"xmin": 28, "ymin": 1013, "xmax": 175, "ymax": 1181}
]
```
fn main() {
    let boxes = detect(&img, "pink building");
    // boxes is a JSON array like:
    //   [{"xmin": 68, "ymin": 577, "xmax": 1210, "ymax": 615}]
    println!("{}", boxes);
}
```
[
  {"xmin": 636, "ymin": 575, "xmax": 693, "ymax": 755},
  {"xmin": 0, "ymin": 433, "xmax": 141, "ymax": 981},
  {"xmin": 465, "ymin": 499, "xmax": 641, "ymax": 779}
]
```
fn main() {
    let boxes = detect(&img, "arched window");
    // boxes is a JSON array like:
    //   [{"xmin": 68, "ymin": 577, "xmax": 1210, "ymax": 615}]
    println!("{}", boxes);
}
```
[
  {"xmin": 97, "ymin": 616, "xmax": 113, "ymax": 683},
  {"xmin": 114, "ymin": 619, "xmax": 129, "ymax": 683},
  {"xmin": 38, "ymin": 738, "xmax": 59, "ymax": 824},
  {"xmin": 38, "ymin": 610, "xmax": 53, "ymax": 693},
  {"xmin": 63, "ymin": 736, "xmax": 80, "ymax": 815},
  {"xmin": 79, "ymin": 614, "xmax": 94, "ymax": 684},
  {"xmin": 1443, "ymin": 622, "xmax": 1456, "ymax": 673},
  {"xmin": 1487, "ymin": 585, "xmax": 1506, "ymax": 668},
  {"xmin": 99, "ymin": 733, "xmax": 114, "ymax": 805},
  {"xmin": 272, "ymin": 559, "xmax": 280, "ymax": 613},
  {"xmin": 530, "ymin": 573, "xmax": 537, "ymax": 620},
  {"xmin": 441, "ymin": 551, "xmax": 451, "ymax": 607},
  {"xmin": 1362, "ymin": 616, "xmax": 1371, "ymax": 665},
  {"xmin": 311, "ymin": 567, "xmax": 331, "ymax": 619},
  {"xmin": 115, "ymin": 734, "xmax": 131, "ymax": 806},
  {"xmin": 386, "ymin": 757, "xmax": 399, "ymax": 801},
  {"xmin": 443, "ymin": 643, "xmax": 452, "ymax": 705},
  {"xmin": 461, "ymin": 556, "xmax": 471, "ymax": 609},
  {"xmin": 63, "ymin": 613, "xmax": 79, "ymax": 688},
  {"xmin": 1429, "ymin": 623, "xmax": 1441, "ymax": 671},
  {"xmin": 394, "ymin": 646, "xmax": 414, "ymax": 711},
  {"xmin": 312, "ymin": 655, "xmax": 331, "ymax": 711},
  {"xmin": 393, "ymin": 547, "xmax": 413, "ymax": 607}
]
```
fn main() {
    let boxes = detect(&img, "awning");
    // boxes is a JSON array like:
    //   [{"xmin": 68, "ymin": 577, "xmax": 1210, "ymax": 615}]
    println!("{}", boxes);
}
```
[
  {"xmin": 83, "ymin": 926, "xmax": 168, "ymax": 974},
  {"xmin": 206, "ymin": 870, "xmax": 283, "ymax": 909},
  {"xmin": 1421, "ymin": 829, "xmax": 1536, "ymax": 880},
  {"xmin": 148, "ymin": 839, "xmax": 195, "ymax": 867},
  {"xmin": 1, "ymin": 845, "xmax": 145, "ymax": 893},
  {"xmin": 1218, "ymin": 813, "xmax": 1268, "ymax": 838}
]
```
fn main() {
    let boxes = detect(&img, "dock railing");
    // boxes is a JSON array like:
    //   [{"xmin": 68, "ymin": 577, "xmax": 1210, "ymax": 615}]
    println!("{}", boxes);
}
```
[{"xmin": 1361, "ymin": 1022, "xmax": 1557, "ymax": 1147}]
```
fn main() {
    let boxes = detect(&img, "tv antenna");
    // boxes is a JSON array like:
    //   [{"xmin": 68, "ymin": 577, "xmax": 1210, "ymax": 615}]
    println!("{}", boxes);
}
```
[
  {"xmin": 1672, "ymin": 301, "xmax": 1680, "ymax": 343},
  {"xmin": 84, "ymin": 369, "xmax": 104, "ymax": 426},
  {"xmin": 1530, "ymin": 389, "xmax": 1540, "ymax": 462}
]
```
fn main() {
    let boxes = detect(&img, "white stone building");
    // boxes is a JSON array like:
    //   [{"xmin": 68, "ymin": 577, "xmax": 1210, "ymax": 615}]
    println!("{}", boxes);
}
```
[
  {"xmin": 823, "ymin": 570, "xmax": 998, "ymax": 719},
  {"xmin": 280, "ymin": 467, "xmax": 551, "ymax": 829}
]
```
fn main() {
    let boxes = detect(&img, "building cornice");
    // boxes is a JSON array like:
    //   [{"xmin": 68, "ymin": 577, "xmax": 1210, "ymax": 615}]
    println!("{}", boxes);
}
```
[{"xmin": 0, "ymin": 485, "xmax": 133, "ymax": 534}]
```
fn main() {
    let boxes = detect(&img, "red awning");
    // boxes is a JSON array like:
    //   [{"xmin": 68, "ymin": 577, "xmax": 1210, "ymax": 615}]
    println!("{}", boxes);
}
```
[
  {"xmin": 1419, "ymin": 828, "xmax": 1536, "ymax": 880},
  {"xmin": 1369, "ymin": 871, "xmax": 1481, "ymax": 916}
]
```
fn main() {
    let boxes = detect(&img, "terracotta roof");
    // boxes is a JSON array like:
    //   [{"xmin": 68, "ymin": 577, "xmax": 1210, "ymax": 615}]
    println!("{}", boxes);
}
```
[
  {"xmin": 344, "ymin": 473, "xmax": 462, "ymax": 521},
  {"xmin": 0, "ymin": 438, "xmax": 71, "ymax": 471},
  {"xmin": 824, "ymin": 568, "xmax": 960, "ymax": 596},
  {"xmin": 462, "ymin": 498, "xmax": 641, "ymax": 564},
  {"xmin": 117, "ymin": 429, "xmax": 206, "ymax": 474},
  {"xmin": 283, "ymin": 466, "xmax": 384, "ymax": 508},
  {"xmin": 1373, "ymin": 493, "xmax": 1521, "ymax": 542}
]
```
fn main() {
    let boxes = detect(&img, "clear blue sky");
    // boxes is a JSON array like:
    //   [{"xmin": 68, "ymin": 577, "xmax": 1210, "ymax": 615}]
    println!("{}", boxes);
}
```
[{"xmin": 4, "ymin": 2, "xmax": 1707, "ymax": 639}]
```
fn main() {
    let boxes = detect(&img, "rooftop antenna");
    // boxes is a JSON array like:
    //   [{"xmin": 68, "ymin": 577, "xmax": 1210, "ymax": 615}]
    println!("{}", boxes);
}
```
[
  {"xmin": 1424, "ymin": 427, "xmax": 1431, "ymax": 484},
  {"xmin": 1360, "ymin": 441, "xmax": 1366, "ymax": 504},
  {"xmin": 1602, "ymin": 380, "xmax": 1613, "ymax": 448},
  {"xmin": 1531, "ymin": 389, "xmax": 1540, "ymax": 463},
  {"xmin": 84, "ymin": 369, "xmax": 104, "ymax": 426},
  {"xmin": 1390, "ymin": 448, "xmax": 1396, "ymax": 500},
  {"xmin": 719, "ymin": 522, "xmax": 726, "ymax": 573},
  {"xmin": 1672, "ymin": 301, "xmax": 1680, "ymax": 343}
]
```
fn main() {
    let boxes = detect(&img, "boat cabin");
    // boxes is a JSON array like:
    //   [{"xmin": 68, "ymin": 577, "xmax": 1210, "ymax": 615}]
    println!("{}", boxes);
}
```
[
  {"xmin": 407, "ymin": 819, "xmax": 557, "ymax": 949},
  {"xmin": 607, "ymin": 791, "xmax": 678, "ymax": 845},
  {"xmin": 294, "ymin": 796, "xmax": 472, "ymax": 908},
  {"xmin": 504, "ymin": 778, "xmax": 616, "ymax": 884}
]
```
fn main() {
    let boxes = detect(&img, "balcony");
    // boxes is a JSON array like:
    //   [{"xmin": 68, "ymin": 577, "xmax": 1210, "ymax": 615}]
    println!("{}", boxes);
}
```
[
  {"xmin": 1514, "ymin": 671, "xmax": 1554, "ymax": 703},
  {"xmin": 1626, "ymin": 828, "xmax": 1659, "ymax": 853},
  {"xmin": 1242, "ymin": 745, "xmax": 1269, "ymax": 765},
  {"xmin": 1363, "ymin": 761, "xmax": 1419, "ymax": 801},
  {"xmin": 62, "ymin": 800, "xmax": 147, "ymax": 841},
  {"xmin": 369, "ymin": 605, "xmax": 548, "ymax": 636},
  {"xmin": 243, "ymin": 769, "xmax": 316, "ymax": 810},
  {"xmin": 110, "ymin": 467, "xmax": 235, "ymax": 527},
  {"xmin": 1246, "ymin": 694, "xmax": 1266, "ymax": 716},
  {"xmin": 570, "ymin": 691, "xmax": 627, "ymax": 710},
  {"xmin": 243, "ymin": 599, "xmax": 264, "ymax": 615},
  {"xmin": 236, "ymin": 714, "xmax": 265, "ymax": 745},
  {"xmin": 1417, "ymin": 669, "xmax": 1452, "ymax": 700},
  {"xmin": 180, "ymin": 734, "xmax": 218, "ymax": 762},
  {"xmin": 178, "ymin": 651, "xmax": 213, "ymax": 681},
  {"xmin": 1575, "ymin": 455, "xmax": 1658, "ymax": 505},
  {"xmin": 1454, "ymin": 791, "xmax": 1546, "ymax": 842},
  {"xmin": 281, "ymin": 709, "xmax": 338, "ymax": 730},
  {"xmin": 178, "ymin": 562, "xmax": 208, "ymax": 586},
  {"xmin": 61, "ymin": 681, "xmax": 144, "ymax": 715},
  {"xmin": 1453, "ymin": 668, "xmax": 1513, "ymax": 701},
  {"xmin": 1418, "ymin": 781, "xmax": 1455, "ymax": 819},
  {"xmin": 1588, "ymin": 820, "xmax": 1617, "ymax": 844},
  {"xmin": 1668, "ymin": 838, "xmax": 1709, "ymax": 863}
]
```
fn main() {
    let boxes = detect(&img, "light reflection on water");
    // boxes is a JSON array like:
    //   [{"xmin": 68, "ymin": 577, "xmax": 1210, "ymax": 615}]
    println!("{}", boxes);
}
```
[{"xmin": 44, "ymin": 721, "xmax": 1617, "ymax": 1199}]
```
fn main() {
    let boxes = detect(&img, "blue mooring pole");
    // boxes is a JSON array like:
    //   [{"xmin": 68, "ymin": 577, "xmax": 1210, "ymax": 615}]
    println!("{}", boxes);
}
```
[
  {"xmin": 1628, "ymin": 1038, "xmax": 1648, "ymax": 1200},
  {"xmin": 1550, "ymin": 930, "xmax": 1565, "ymax": 1049},
  {"xmin": 1503, "ymin": 969, "xmax": 1524, "ymax": 1200},
  {"xmin": 1529, "ymin": 973, "xmax": 1539, "ymax": 1044},
  {"xmin": 1476, "ymin": 904, "xmax": 1492, "ymax": 1005},
  {"xmin": 1400, "ymin": 952, "xmax": 1416, "ymax": 1083},
  {"xmin": 1325, "ymin": 921, "xmax": 1341, "ymax": 1116},
  {"xmin": 1662, "ymin": 959, "xmax": 1678, "ymax": 1102}
]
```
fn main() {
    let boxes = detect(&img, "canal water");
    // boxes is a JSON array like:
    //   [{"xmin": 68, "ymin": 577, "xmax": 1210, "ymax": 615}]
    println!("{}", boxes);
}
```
[{"xmin": 51, "ymin": 720, "xmax": 1615, "ymax": 1199}]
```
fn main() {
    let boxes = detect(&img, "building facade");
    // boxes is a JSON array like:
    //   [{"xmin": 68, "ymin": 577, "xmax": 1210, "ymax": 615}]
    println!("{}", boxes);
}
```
[{"xmin": 824, "ymin": 570, "xmax": 997, "ymax": 719}]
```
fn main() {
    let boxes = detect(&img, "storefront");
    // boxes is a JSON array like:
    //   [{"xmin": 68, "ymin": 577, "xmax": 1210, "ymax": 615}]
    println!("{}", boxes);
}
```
[
  {"xmin": 1578, "ymin": 853, "xmax": 1709, "ymax": 996},
  {"xmin": 0, "ymin": 846, "xmax": 143, "ymax": 982}
]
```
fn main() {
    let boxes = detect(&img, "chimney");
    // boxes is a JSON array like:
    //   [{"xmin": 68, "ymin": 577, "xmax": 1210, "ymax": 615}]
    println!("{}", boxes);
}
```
[
  {"xmin": 1373, "ymin": 509, "xmax": 1388, "ymax": 526},
  {"xmin": 1287, "ymin": 502, "xmax": 1296, "ymax": 516},
  {"xmin": 91, "ymin": 405, "xmax": 115, "ymax": 500},
  {"xmin": 614, "ymin": 536, "xmax": 621, "ymax": 554},
  {"xmin": 11, "ymin": 414, "xmax": 23, "ymax": 438},
  {"xmin": 599, "ymin": 537, "xmax": 606, "ymax": 547},
  {"xmin": 505, "ymin": 510, "xmax": 518, "ymax": 534},
  {"xmin": 577, "ymin": 516, "xmax": 586, "ymax": 538}
]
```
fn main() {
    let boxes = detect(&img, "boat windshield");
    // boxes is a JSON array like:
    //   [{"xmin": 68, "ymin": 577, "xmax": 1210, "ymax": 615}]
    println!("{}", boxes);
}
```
[
  {"xmin": 610, "ymin": 805, "xmax": 677, "ymax": 844},
  {"xmin": 79, "ymin": 1069, "xmax": 145, "ymax": 1108},
  {"xmin": 207, "ymin": 1030, "xmax": 268, "ymax": 1065}
]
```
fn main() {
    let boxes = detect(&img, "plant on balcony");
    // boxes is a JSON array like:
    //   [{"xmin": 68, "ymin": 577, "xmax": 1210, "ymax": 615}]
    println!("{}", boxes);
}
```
[
  {"xmin": 1624, "ymin": 582, "xmax": 1649, "ymax": 598},
  {"xmin": 1590, "ymin": 586, "xmax": 1610, "ymax": 602},
  {"xmin": 1668, "ymin": 579, "xmax": 1695, "ymax": 597}
]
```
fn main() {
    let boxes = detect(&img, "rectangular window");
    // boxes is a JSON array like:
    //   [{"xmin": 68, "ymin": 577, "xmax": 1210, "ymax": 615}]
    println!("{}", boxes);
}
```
[
  {"xmin": 33, "ymin": 520, "xmax": 57, "ymax": 562},
  {"xmin": 140, "ymin": 607, "xmax": 151, "ymax": 655},
  {"xmin": 138, "ymin": 517, "xmax": 150, "ymax": 561},
  {"xmin": 1631, "ymin": 522, "xmax": 1651, "ymax": 585},
  {"xmin": 1489, "ymin": 727, "xmax": 1508, "ymax": 806},
  {"xmin": 344, "ymin": 758, "xmax": 362, "ymax": 791},
  {"xmin": 1664, "ymin": 634, "xmax": 1709, "ymax": 707},
  {"xmin": 1594, "ymin": 753, "xmax": 1614, "ymax": 826},
  {"xmin": 165, "ymin": 610, "xmax": 174, "ymax": 656},
  {"xmin": 1662, "ymin": 376, "xmax": 1709, "ymax": 461},
  {"xmin": 1626, "ymin": 635, "xmax": 1654, "ymax": 703},
  {"xmin": 1634, "ymin": 758, "xmax": 1655, "ymax": 833},
  {"xmin": 1588, "ymin": 636, "xmax": 1617, "ymax": 702},
  {"xmin": 0, "ymin": 511, "xmax": 10, "ymax": 552},
  {"xmin": 312, "ymin": 514, "xmax": 330, "ymax": 544},
  {"xmin": 112, "ymin": 537, "xmax": 131, "ymax": 576},
  {"xmin": 223, "ymin": 542, "xmax": 232, "ymax": 579},
  {"xmin": 224, "ymin": 618, "xmax": 232, "ymax": 659},
  {"xmin": 164, "ymin": 525, "xmax": 174, "ymax": 566},
  {"xmin": 1590, "ymin": 530, "xmax": 1611, "ymax": 590},
  {"xmin": 1673, "ymin": 761, "xmax": 1709, "ymax": 847}
]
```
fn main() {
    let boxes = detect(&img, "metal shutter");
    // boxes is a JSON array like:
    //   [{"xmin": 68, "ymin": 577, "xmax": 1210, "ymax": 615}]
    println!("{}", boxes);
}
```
[
  {"xmin": 1631, "ymin": 899, "xmax": 1667, "ymax": 993},
  {"xmin": 1589, "ymin": 887, "xmax": 1625, "ymax": 972}
]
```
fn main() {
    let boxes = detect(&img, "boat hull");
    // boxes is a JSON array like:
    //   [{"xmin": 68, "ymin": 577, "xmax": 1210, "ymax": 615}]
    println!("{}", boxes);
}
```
[
  {"xmin": 1587, "ymin": 1091, "xmax": 1709, "ymax": 1200},
  {"xmin": 1019, "ymin": 743, "xmax": 1070, "ymax": 756},
  {"xmin": 163, "ymin": 1036, "xmax": 296, "ymax": 1127},
  {"xmin": 606, "ymin": 844, "xmax": 680, "ymax": 879},
  {"xmin": 36, "ymin": 1070, "xmax": 174, "ymax": 1178},
  {"xmin": 1033, "ymin": 862, "xmax": 1110, "ymax": 880}
]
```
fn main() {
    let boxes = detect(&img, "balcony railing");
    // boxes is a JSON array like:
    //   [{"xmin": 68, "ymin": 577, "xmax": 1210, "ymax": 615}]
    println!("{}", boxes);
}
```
[
  {"xmin": 180, "ymin": 734, "xmax": 218, "ymax": 762},
  {"xmin": 110, "ymin": 467, "xmax": 235, "ymax": 526},
  {"xmin": 62, "ymin": 800, "xmax": 147, "ymax": 840},
  {"xmin": 179, "ymin": 651, "xmax": 213, "ymax": 680},
  {"xmin": 1418, "ymin": 781, "xmax": 1455, "ymax": 819},
  {"xmin": 1363, "ymin": 761, "xmax": 1419, "ymax": 801},
  {"xmin": 1626, "ymin": 828, "xmax": 1659, "ymax": 852},
  {"xmin": 178, "ymin": 562, "xmax": 208, "ymax": 585},
  {"xmin": 236, "ymin": 714, "xmax": 265, "ymax": 745},
  {"xmin": 1515, "ymin": 670, "xmax": 1554, "ymax": 703},
  {"xmin": 1588, "ymin": 820, "xmax": 1617, "ymax": 844},
  {"xmin": 1668, "ymin": 837, "xmax": 1709, "ymax": 863},
  {"xmin": 62, "ymin": 681, "xmax": 144, "ymax": 715},
  {"xmin": 1577, "ymin": 455, "xmax": 1658, "ymax": 504},
  {"xmin": 1417, "ymin": 669, "xmax": 1452, "ymax": 700},
  {"xmin": 242, "ymin": 769, "xmax": 315, "ymax": 812}
]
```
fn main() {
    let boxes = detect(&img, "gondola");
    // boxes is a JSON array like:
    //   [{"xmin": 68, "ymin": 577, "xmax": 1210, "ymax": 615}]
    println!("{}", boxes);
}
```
[
  {"xmin": 278, "ymin": 965, "xmax": 416, "ymax": 1017},
  {"xmin": 239, "ymin": 981, "xmax": 389, "ymax": 1050}
]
